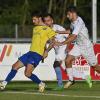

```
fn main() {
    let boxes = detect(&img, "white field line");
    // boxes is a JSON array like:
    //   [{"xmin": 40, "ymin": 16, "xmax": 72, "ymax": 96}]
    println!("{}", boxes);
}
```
[{"xmin": 1, "ymin": 91, "xmax": 100, "ymax": 99}]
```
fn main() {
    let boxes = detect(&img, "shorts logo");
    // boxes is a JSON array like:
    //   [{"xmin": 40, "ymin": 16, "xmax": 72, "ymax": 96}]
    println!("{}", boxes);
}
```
[{"xmin": 0, "ymin": 45, "xmax": 12, "ymax": 63}]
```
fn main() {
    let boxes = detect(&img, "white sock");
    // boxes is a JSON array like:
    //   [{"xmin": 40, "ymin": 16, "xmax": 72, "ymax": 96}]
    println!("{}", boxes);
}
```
[
  {"xmin": 72, "ymin": 68, "xmax": 88, "ymax": 79},
  {"xmin": 83, "ymin": 75, "xmax": 90, "ymax": 80},
  {"xmin": 66, "ymin": 68, "xmax": 74, "ymax": 81}
]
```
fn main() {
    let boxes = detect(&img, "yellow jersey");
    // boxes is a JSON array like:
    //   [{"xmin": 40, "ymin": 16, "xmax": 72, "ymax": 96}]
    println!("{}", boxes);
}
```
[{"xmin": 30, "ymin": 25, "xmax": 56, "ymax": 56}]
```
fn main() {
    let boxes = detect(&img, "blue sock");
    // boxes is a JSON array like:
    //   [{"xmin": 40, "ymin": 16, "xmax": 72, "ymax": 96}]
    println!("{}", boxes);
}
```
[
  {"xmin": 55, "ymin": 67, "xmax": 63, "ymax": 87},
  {"xmin": 5, "ymin": 69, "xmax": 17, "ymax": 82},
  {"xmin": 28, "ymin": 74, "xmax": 41, "ymax": 84}
]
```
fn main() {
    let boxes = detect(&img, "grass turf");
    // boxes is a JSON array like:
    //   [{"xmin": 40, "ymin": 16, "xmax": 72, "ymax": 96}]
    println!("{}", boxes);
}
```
[{"xmin": 0, "ymin": 81, "xmax": 100, "ymax": 100}]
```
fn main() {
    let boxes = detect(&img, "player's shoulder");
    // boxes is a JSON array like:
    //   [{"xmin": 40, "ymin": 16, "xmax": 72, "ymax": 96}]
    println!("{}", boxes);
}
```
[
  {"xmin": 77, "ymin": 16, "xmax": 84, "ymax": 24},
  {"xmin": 35, "ymin": 25, "xmax": 51, "ymax": 31},
  {"xmin": 72, "ymin": 16, "xmax": 84, "ymax": 27},
  {"xmin": 53, "ymin": 24, "xmax": 65, "ymax": 31},
  {"xmin": 41, "ymin": 25, "xmax": 51, "ymax": 30},
  {"xmin": 42, "ymin": 26, "xmax": 55, "ymax": 34},
  {"xmin": 33, "ymin": 26, "xmax": 41, "ymax": 30},
  {"xmin": 33, "ymin": 26, "xmax": 51, "ymax": 33}
]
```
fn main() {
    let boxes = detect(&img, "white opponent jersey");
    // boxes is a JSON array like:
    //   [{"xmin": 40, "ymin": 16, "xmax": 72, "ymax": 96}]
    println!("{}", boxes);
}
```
[
  {"xmin": 52, "ymin": 24, "xmax": 68, "ymax": 61},
  {"xmin": 52, "ymin": 24, "xmax": 68, "ymax": 44},
  {"xmin": 71, "ymin": 16, "xmax": 92, "ymax": 47}
]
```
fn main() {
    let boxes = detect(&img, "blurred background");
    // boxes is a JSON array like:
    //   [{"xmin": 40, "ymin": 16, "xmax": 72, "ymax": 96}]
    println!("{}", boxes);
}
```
[{"xmin": 0, "ymin": 0, "xmax": 99, "ymax": 42}]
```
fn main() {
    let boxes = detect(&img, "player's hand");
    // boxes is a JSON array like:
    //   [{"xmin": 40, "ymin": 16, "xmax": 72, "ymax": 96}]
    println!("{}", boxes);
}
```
[
  {"xmin": 43, "ymin": 50, "xmax": 48, "ymax": 59},
  {"xmin": 56, "ymin": 30, "xmax": 70, "ymax": 34},
  {"xmin": 56, "ymin": 30, "xmax": 66, "ymax": 34},
  {"xmin": 65, "ymin": 29, "xmax": 71, "ymax": 34},
  {"xmin": 54, "ymin": 41, "xmax": 62, "ymax": 46}
]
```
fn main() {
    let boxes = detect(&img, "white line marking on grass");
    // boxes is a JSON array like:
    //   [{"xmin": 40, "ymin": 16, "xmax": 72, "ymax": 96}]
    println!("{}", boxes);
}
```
[{"xmin": 2, "ymin": 91, "xmax": 100, "ymax": 99}]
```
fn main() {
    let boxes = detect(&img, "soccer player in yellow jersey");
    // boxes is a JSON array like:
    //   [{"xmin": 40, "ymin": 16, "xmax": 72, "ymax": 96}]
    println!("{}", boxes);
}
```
[{"xmin": 0, "ymin": 12, "xmax": 56, "ymax": 92}]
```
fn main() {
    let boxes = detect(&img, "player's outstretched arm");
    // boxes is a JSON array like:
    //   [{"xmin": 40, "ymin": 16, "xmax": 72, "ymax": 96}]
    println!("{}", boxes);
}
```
[
  {"xmin": 56, "ymin": 27, "xmax": 71, "ymax": 34},
  {"xmin": 54, "ymin": 34, "xmax": 77, "ymax": 46},
  {"xmin": 56, "ymin": 29, "xmax": 71, "ymax": 34},
  {"xmin": 43, "ymin": 37, "xmax": 55, "ymax": 59}
]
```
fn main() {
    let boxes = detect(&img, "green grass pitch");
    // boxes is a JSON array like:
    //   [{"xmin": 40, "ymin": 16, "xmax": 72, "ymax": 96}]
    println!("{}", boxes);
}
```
[{"xmin": 0, "ymin": 81, "xmax": 100, "ymax": 100}]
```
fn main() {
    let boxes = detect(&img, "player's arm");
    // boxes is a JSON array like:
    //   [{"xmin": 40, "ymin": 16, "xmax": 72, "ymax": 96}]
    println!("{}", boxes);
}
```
[
  {"xmin": 65, "ymin": 42, "xmax": 71, "ymax": 53},
  {"xmin": 43, "ymin": 36, "xmax": 55, "ymax": 59},
  {"xmin": 56, "ymin": 26, "xmax": 71, "ymax": 34},
  {"xmin": 61, "ymin": 18, "xmax": 84, "ymax": 45},
  {"xmin": 54, "ymin": 34, "xmax": 77, "ymax": 46},
  {"xmin": 54, "ymin": 21, "xmax": 82, "ymax": 46},
  {"xmin": 46, "ymin": 36, "xmax": 55, "ymax": 52},
  {"xmin": 56, "ymin": 29, "xmax": 71, "ymax": 34},
  {"xmin": 45, "ymin": 27, "xmax": 56, "ymax": 52},
  {"xmin": 62, "ymin": 34, "xmax": 77, "ymax": 45}
]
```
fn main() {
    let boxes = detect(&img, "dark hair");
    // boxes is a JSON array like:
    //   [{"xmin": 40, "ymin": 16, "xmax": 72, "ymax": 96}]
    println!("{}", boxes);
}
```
[
  {"xmin": 67, "ymin": 6, "xmax": 77, "ymax": 13},
  {"xmin": 31, "ymin": 11, "xmax": 42, "ymax": 18},
  {"xmin": 42, "ymin": 13, "xmax": 54, "ymax": 21}
]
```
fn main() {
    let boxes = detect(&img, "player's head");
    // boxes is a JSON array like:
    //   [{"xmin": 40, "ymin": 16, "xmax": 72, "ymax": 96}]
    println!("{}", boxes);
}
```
[
  {"xmin": 32, "ymin": 11, "xmax": 43, "ymax": 25},
  {"xmin": 66, "ymin": 6, "xmax": 78, "ymax": 21},
  {"xmin": 42, "ymin": 13, "xmax": 54, "ymax": 27}
]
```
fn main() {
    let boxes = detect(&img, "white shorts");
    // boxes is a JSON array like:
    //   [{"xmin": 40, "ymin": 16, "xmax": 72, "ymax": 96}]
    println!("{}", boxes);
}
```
[
  {"xmin": 69, "ymin": 44, "xmax": 97, "ymax": 66},
  {"xmin": 54, "ymin": 45, "xmax": 67, "ymax": 61}
]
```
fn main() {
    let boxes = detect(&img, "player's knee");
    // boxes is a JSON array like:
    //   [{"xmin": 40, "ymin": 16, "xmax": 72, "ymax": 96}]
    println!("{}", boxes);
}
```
[
  {"xmin": 65, "ymin": 59, "xmax": 70, "ymax": 65},
  {"xmin": 24, "ymin": 71, "xmax": 32, "ymax": 77},
  {"xmin": 65, "ymin": 58, "xmax": 72, "ymax": 67},
  {"xmin": 12, "ymin": 63, "xmax": 19, "ymax": 70},
  {"xmin": 25, "ymin": 64, "xmax": 34, "ymax": 77},
  {"xmin": 53, "ymin": 61, "xmax": 60, "ymax": 68},
  {"xmin": 12, "ymin": 60, "xmax": 23, "ymax": 70}
]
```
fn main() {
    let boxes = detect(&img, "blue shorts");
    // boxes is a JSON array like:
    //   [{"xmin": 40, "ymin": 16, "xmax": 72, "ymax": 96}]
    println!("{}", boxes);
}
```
[{"xmin": 18, "ymin": 51, "xmax": 42, "ymax": 67}]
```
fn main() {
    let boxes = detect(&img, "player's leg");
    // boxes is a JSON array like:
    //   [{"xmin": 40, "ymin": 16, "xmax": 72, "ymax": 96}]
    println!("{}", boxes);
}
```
[
  {"xmin": 5, "ymin": 60, "xmax": 24, "ymax": 82},
  {"xmin": 89, "ymin": 48, "xmax": 100, "ymax": 73},
  {"xmin": 72, "ymin": 68, "xmax": 92, "ymax": 88},
  {"xmin": 81, "ymin": 45, "xmax": 98, "ymax": 88},
  {"xmin": 24, "ymin": 52, "xmax": 45, "ymax": 92},
  {"xmin": 80, "ymin": 44, "xmax": 100, "ymax": 87},
  {"xmin": 53, "ymin": 46, "xmax": 67, "ymax": 90},
  {"xmin": 25, "ymin": 64, "xmax": 42, "ymax": 84},
  {"xmin": 53, "ymin": 61, "xmax": 63, "ymax": 90},
  {"xmin": 64, "ymin": 44, "xmax": 81, "ymax": 88},
  {"xmin": 25, "ymin": 64, "xmax": 45, "ymax": 92},
  {"xmin": 65, "ymin": 55, "xmax": 92, "ymax": 88},
  {"xmin": 64, "ymin": 54, "xmax": 75, "ymax": 88},
  {"xmin": 0, "ymin": 60, "xmax": 24, "ymax": 90}
]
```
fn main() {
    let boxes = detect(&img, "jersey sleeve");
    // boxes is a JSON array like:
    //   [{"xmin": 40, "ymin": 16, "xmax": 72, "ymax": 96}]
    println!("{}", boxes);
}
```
[
  {"xmin": 57, "ymin": 25, "xmax": 66, "ymax": 31},
  {"xmin": 47, "ymin": 28, "xmax": 56, "ymax": 39},
  {"xmin": 56, "ymin": 25, "xmax": 69, "ymax": 38},
  {"xmin": 57, "ymin": 25, "xmax": 69, "ymax": 38}
]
